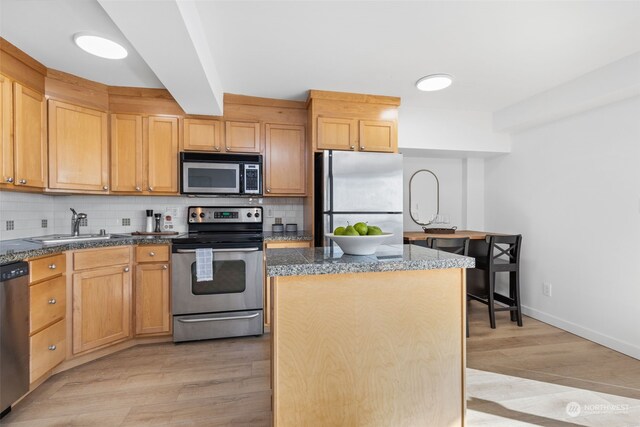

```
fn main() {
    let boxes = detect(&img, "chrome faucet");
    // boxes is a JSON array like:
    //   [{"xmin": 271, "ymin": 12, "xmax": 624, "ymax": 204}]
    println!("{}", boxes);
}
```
[{"xmin": 70, "ymin": 208, "xmax": 87, "ymax": 236}]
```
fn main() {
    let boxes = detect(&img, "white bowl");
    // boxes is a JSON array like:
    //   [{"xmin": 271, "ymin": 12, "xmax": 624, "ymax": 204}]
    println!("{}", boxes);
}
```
[{"xmin": 326, "ymin": 233, "xmax": 394, "ymax": 256}]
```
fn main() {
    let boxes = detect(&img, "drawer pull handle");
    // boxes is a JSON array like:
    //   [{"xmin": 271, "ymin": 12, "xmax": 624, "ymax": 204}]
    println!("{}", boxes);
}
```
[
  {"xmin": 163, "ymin": 265, "xmax": 168, "ymax": 270},
  {"xmin": 124, "ymin": 267, "xmax": 130, "ymax": 272},
  {"xmin": 49, "ymin": 264, "xmax": 56, "ymax": 269},
  {"xmin": 48, "ymin": 298, "xmax": 57, "ymax": 304},
  {"xmin": 48, "ymin": 345, "xmax": 57, "ymax": 351},
  {"xmin": 149, "ymin": 252, "xmax": 155, "ymax": 256}
]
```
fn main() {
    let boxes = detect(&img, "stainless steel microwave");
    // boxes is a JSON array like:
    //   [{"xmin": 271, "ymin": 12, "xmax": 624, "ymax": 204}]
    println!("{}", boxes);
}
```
[{"xmin": 180, "ymin": 152, "xmax": 262, "ymax": 196}]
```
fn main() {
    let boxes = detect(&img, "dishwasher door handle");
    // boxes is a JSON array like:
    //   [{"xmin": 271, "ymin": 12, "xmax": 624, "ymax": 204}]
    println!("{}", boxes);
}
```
[
  {"xmin": 175, "ymin": 248, "xmax": 260, "ymax": 254},
  {"xmin": 177, "ymin": 313, "xmax": 260, "ymax": 323}
]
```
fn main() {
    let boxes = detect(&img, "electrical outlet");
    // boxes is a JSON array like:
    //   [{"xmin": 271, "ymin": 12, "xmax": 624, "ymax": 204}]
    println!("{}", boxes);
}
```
[
  {"xmin": 266, "ymin": 208, "xmax": 274, "ymax": 218},
  {"xmin": 543, "ymin": 282, "xmax": 552, "ymax": 297}
]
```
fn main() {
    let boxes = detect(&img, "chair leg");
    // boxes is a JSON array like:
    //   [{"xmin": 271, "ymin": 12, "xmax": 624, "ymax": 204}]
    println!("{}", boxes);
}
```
[
  {"xmin": 466, "ymin": 298, "xmax": 470, "ymax": 338},
  {"xmin": 487, "ymin": 271, "xmax": 496, "ymax": 329},
  {"xmin": 514, "ymin": 270, "xmax": 523, "ymax": 327},
  {"xmin": 509, "ymin": 271, "xmax": 517, "ymax": 322}
]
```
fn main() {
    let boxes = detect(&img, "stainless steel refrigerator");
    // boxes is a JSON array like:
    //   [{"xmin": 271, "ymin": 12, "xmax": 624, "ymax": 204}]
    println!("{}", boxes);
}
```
[{"xmin": 314, "ymin": 150, "xmax": 403, "ymax": 248}]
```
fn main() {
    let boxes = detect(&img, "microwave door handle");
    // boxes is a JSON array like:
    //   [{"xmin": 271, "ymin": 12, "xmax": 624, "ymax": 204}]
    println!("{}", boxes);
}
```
[{"xmin": 176, "ymin": 248, "xmax": 260, "ymax": 254}]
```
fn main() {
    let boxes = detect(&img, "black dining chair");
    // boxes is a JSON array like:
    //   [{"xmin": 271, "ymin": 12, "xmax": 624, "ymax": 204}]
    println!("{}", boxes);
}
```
[
  {"xmin": 467, "ymin": 234, "xmax": 523, "ymax": 329},
  {"xmin": 426, "ymin": 237, "xmax": 471, "ymax": 337}
]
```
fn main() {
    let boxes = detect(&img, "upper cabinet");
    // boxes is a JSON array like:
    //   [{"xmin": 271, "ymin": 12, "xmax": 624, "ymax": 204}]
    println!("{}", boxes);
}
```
[
  {"xmin": 309, "ymin": 90, "xmax": 400, "ymax": 154},
  {"xmin": 225, "ymin": 120, "xmax": 261, "ymax": 153},
  {"xmin": 183, "ymin": 118, "xmax": 223, "ymax": 152},
  {"xmin": 265, "ymin": 124, "xmax": 306, "ymax": 196},
  {"xmin": 111, "ymin": 114, "xmax": 179, "ymax": 195},
  {"xmin": 48, "ymin": 100, "xmax": 109, "ymax": 192},
  {"xmin": 0, "ymin": 74, "xmax": 13, "ymax": 188}
]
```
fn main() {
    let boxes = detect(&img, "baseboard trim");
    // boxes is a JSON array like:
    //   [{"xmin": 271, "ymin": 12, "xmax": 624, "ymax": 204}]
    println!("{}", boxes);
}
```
[{"xmin": 522, "ymin": 305, "xmax": 640, "ymax": 360}]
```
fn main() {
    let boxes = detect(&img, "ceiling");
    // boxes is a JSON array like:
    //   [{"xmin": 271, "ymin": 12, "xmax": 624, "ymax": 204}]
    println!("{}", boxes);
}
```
[{"xmin": 1, "ymin": 0, "xmax": 639, "ymax": 114}]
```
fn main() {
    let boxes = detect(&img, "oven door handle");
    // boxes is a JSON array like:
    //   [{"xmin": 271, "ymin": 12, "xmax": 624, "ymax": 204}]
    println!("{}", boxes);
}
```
[
  {"xmin": 175, "ymin": 248, "xmax": 260, "ymax": 254},
  {"xmin": 177, "ymin": 313, "xmax": 260, "ymax": 323}
]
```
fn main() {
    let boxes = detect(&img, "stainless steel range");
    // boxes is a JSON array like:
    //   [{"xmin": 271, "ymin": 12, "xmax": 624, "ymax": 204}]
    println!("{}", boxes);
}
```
[{"xmin": 171, "ymin": 206, "xmax": 264, "ymax": 342}]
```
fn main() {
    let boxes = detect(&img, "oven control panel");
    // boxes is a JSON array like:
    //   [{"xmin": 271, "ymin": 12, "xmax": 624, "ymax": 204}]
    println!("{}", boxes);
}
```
[{"xmin": 188, "ymin": 207, "xmax": 262, "ymax": 223}]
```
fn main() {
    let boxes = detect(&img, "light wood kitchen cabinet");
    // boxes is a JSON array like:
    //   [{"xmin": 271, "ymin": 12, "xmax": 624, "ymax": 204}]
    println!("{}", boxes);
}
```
[
  {"xmin": 110, "ymin": 114, "xmax": 179, "ymax": 195},
  {"xmin": 72, "ymin": 246, "xmax": 132, "ymax": 354},
  {"xmin": 309, "ymin": 90, "xmax": 400, "ymax": 154},
  {"xmin": 0, "ymin": 74, "xmax": 12, "ymax": 188},
  {"xmin": 134, "ymin": 244, "xmax": 171, "ymax": 336},
  {"xmin": 28, "ymin": 253, "xmax": 66, "ymax": 383},
  {"xmin": 225, "ymin": 120, "xmax": 260, "ymax": 153},
  {"xmin": 183, "ymin": 118, "xmax": 223, "ymax": 152},
  {"xmin": 316, "ymin": 117, "xmax": 357, "ymax": 151},
  {"xmin": 265, "ymin": 124, "xmax": 306, "ymax": 196},
  {"xmin": 110, "ymin": 114, "xmax": 143, "ymax": 193},
  {"xmin": 48, "ymin": 100, "xmax": 109, "ymax": 192},
  {"xmin": 0, "ymin": 79, "xmax": 47, "ymax": 189},
  {"xmin": 145, "ymin": 116, "xmax": 179, "ymax": 193}
]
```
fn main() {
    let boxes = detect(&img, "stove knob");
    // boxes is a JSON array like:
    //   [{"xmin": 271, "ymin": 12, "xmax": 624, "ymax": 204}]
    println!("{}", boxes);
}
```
[
  {"xmin": 190, "ymin": 212, "xmax": 197, "ymax": 218},
  {"xmin": 254, "ymin": 212, "xmax": 260, "ymax": 218},
  {"xmin": 246, "ymin": 212, "xmax": 252, "ymax": 218},
  {"xmin": 199, "ymin": 212, "xmax": 206, "ymax": 218}
]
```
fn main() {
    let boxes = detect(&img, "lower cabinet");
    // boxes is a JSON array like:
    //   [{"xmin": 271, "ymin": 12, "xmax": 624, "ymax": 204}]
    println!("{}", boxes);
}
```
[
  {"xmin": 135, "ymin": 263, "xmax": 171, "ymax": 336},
  {"xmin": 72, "ymin": 248, "xmax": 132, "ymax": 355}
]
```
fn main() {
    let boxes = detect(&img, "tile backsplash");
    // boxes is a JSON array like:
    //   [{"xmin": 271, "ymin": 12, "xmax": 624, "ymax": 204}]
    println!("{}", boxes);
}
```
[{"xmin": 0, "ymin": 191, "xmax": 305, "ymax": 240}]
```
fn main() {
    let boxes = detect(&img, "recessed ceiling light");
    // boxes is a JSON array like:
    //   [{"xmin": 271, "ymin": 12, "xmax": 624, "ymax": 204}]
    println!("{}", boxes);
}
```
[
  {"xmin": 73, "ymin": 33, "xmax": 128, "ymax": 59},
  {"xmin": 416, "ymin": 74, "xmax": 453, "ymax": 92}
]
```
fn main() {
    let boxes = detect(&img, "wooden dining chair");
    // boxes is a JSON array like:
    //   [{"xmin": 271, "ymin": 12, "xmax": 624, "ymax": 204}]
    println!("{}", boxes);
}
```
[
  {"xmin": 467, "ymin": 234, "xmax": 523, "ymax": 329},
  {"xmin": 426, "ymin": 237, "xmax": 471, "ymax": 337}
]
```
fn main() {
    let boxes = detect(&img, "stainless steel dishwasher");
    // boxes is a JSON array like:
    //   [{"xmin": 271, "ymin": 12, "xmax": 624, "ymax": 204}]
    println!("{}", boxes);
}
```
[{"xmin": 0, "ymin": 261, "xmax": 29, "ymax": 418}]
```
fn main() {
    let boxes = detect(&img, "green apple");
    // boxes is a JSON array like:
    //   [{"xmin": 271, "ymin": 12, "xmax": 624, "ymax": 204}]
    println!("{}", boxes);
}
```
[
  {"xmin": 333, "ymin": 226, "xmax": 346, "ymax": 235},
  {"xmin": 354, "ymin": 222, "xmax": 368, "ymax": 236},
  {"xmin": 367, "ymin": 225, "xmax": 383, "ymax": 235}
]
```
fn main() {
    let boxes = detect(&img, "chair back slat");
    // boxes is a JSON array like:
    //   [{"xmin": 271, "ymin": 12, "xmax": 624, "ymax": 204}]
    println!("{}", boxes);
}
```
[
  {"xmin": 485, "ymin": 234, "xmax": 522, "ymax": 266},
  {"xmin": 426, "ymin": 237, "xmax": 470, "ymax": 256}
]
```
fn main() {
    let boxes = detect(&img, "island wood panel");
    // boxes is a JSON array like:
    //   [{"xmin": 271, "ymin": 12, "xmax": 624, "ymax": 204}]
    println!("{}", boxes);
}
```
[{"xmin": 271, "ymin": 268, "xmax": 466, "ymax": 427}]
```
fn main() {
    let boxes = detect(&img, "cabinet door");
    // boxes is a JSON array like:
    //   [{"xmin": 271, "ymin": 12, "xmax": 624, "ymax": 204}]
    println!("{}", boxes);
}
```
[
  {"xmin": 0, "ymin": 74, "xmax": 13, "ymax": 188},
  {"xmin": 183, "ymin": 118, "xmax": 222, "ymax": 152},
  {"xmin": 358, "ymin": 120, "xmax": 396, "ymax": 153},
  {"xmin": 48, "ymin": 100, "xmax": 109, "ymax": 191},
  {"xmin": 72, "ymin": 265, "xmax": 132, "ymax": 354},
  {"xmin": 135, "ymin": 263, "xmax": 171, "ymax": 336},
  {"xmin": 14, "ymin": 82, "xmax": 46, "ymax": 189},
  {"xmin": 317, "ymin": 116, "xmax": 357, "ymax": 151},
  {"xmin": 225, "ymin": 120, "xmax": 260, "ymax": 153},
  {"xmin": 145, "ymin": 116, "xmax": 178, "ymax": 194},
  {"xmin": 111, "ymin": 114, "xmax": 143, "ymax": 193},
  {"xmin": 265, "ymin": 124, "xmax": 306, "ymax": 196}
]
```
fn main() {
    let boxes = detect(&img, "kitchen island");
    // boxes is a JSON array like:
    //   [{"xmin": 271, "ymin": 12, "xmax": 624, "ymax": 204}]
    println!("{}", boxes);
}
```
[{"xmin": 266, "ymin": 244, "xmax": 475, "ymax": 427}]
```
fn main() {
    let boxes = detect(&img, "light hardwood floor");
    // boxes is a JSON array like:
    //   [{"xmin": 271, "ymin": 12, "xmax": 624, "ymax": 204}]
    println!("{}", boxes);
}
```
[{"xmin": 3, "ymin": 301, "xmax": 639, "ymax": 426}]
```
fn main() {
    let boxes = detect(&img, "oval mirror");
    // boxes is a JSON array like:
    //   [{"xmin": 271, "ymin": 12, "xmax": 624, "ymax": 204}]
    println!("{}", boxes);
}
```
[{"xmin": 409, "ymin": 169, "xmax": 439, "ymax": 226}]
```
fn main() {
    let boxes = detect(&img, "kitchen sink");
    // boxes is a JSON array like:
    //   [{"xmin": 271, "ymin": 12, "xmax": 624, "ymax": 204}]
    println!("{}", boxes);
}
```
[{"xmin": 27, "ymin": 234, "xmax": 128, "ymax": 245}]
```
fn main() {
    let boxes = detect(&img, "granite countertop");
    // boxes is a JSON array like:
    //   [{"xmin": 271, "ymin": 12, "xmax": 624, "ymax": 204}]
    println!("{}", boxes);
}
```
[
  {"xmin": 0, "ymin": 235, "xmax": 174, "ymax": 264},
  {"xmin": 263, "ymin": 230, "xmax": 313, "ymax": 242},
  {"xmin": 266, "ymin": 244, "xmax": 475, "ymax": 277}
]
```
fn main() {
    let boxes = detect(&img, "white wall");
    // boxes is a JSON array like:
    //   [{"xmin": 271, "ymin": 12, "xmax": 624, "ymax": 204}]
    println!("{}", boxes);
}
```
[
  {"xmin": 485, "ymin": 95, "xmax": 640, "ymax": 359},
  {"xmin": 0, "ymin": 192, "xmax": 304, "ymax": 240}
]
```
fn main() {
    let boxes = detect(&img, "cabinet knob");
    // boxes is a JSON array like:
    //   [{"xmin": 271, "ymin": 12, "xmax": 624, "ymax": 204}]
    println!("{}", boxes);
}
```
[
  {"xmin": 360, "ymin": 146, "xmax": 365, "ymax": 151},
  {"xmin": 49, "ymin": 264, "xmax": 56, "ymax": 269},
  {"xmin": 214, "ymin": 147, "xmax": 220, "ymax": 152},
  {"xmin": 163, "ymin": 265, "xmax": 168, "ymax": 270},
  {"xmin": 48, "ymin": 298, "xmax": 57, "ymax": 305},
  {"xmin": 135, "ymin": 186, "xmax": 141, "ymax": 192},
  {"xmin": 124, "ymin": 267, "xmax": 130, "ymax": 272},
  {"xmin": 350, "ymin": 145, "xmax": 355, "ymax": 150},
  {"xmin": 48, "ymin": 345, "xmax": 57, "ymax": 351},
  {"xmin": 148, "ymin": 186, "xmax": 154, "ymax": 192},
  {"xmin": 5, "ymin": 177, "xmax": 13, "ymax": 183},
  {"xmin": 226, "ymin": 147, "xmax": 230, "ymax": 152},
  {"xmin": 149, "ymin": 252, "xmax": 155, "ymax": 257},
  {"xmin": 266, "ymin": 188, "xmax": 271, "ymax": 193},
  {"xmin": 103, "ymin": 185, "xmax": 108, "ymax": 191},
  {"xmin": 19, "ymin": 179, "xmax": 27, "ymax": 184}
]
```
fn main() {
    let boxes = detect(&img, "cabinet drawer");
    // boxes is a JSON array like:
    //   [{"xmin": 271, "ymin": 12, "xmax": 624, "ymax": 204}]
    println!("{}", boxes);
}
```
[
  {"xmin": 30, "ymin": 319, "xmax": 66, "ymax": 383},
  {"xmin": 29, "ymin": 254, "xmax": 65, "ymax": 283},
  {"xmin": 73, "ymin": 246, "xmax": 130, "ymax": 270},
  {"xmin": 136, "ymin": 245, "xmax": 170, "ymax": 263},
  {"xmin": 30, "ymin": 276, "xmax": 66, "ymax": 334}
]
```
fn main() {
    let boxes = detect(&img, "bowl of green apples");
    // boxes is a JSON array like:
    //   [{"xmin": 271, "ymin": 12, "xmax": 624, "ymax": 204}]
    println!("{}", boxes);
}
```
[{"xmin": 326, "ymin": 222, "xmax": 393, "ymax": 256}]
